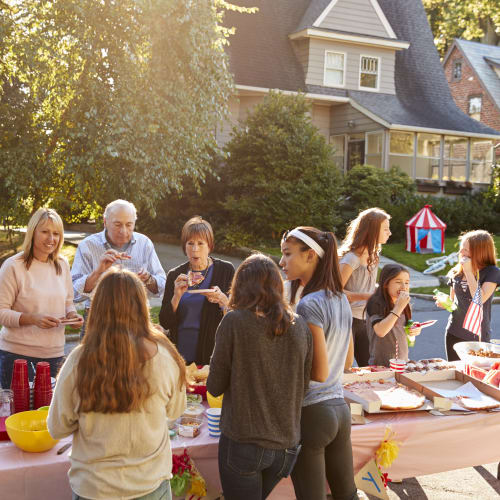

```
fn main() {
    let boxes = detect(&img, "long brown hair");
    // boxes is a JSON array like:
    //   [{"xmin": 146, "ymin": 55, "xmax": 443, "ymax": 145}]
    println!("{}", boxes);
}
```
[
  {"xmin": 282, "ymin": 226, "xmax": 343, "ymax": 303},
  {"xmin": 228, "ymin": 253, "xmax": 294, "ymax": 336},
  {"xmin": 76, "ymin": 268, "xmax": 187, "ymax": 413},
  {"xmin": 21, "ymin": 208, "xmax": 64, "ymax": 274},
  {"xmin": 339, "ymin": 207, "xmax": 390, "ymax": 271},
  {"xmin": 366, "ymin": 264, "xmax": 411, "ymax": 322},
  {"xmin": 450, "ymin": 230, "xmax": 498, "ymax": 278}
]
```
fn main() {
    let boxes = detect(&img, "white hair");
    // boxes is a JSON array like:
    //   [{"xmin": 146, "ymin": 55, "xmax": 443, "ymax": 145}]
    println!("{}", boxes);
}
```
[{"xmin": 104, "ymin": 199, "xmax": 137, "ymax": 220}]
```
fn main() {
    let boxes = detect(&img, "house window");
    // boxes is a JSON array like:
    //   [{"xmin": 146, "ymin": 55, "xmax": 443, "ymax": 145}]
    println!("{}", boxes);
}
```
[
  {"xmin": 443, "ymin": 136, "xmax": 467, "ymax": 181},
  {"xmin": 470, "ymin": 139, "xmax": 493, "ymax": 183},
  {"xmin": 330, "ymin": 135, "xmax": 345, "ymax": 171},
  {"xmin": 468, "ymin": 96, "xmax": 482, "ymax": 121},
  {"xmin": 389, "ymin": 131, "xmax": 414, "ymax": 176},
  {"xmin": 359, "ymin": 56, "xmax": 379, "ymax": 90},
  {"xmin": 365, "ymin": 131, "xmax": 383, "ymax": 168},
  {"xmin": 453, "ymin": 61, "xmax": 462, "ymax": 80},
  {"xmin": 416, "ymin": 133, "xmax": 440, "ymax": 180},
  {"xmin": 324, "ymin": 51, "xmax": 345, "ymax": 87}
]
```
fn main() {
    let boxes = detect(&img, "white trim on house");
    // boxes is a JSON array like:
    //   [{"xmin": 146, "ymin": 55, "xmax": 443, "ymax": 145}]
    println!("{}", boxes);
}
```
[
  {"xmin": 312, "ymin": 0, "xmax": 396, "ymax": 39},
  {"xmin": 312, "ymin": 0, "xmax": 340, "ymax": 27},
  {"xmin": 368, "ymin": 0, "xmax": 397, "ymax": 39},
  {"xmin": 390, "ymin": 124, "xmax": 500, "ymax": 141},
  {"xmin": 289, "ymin": 29, "xmax": 410, "ymax": 50},
  {"xmin": 234, "ymin": 84, "xmax": 350, "ymax": 103},
  {"xmin": 358, "ymin": 54, "xmax": 380, "ymax": 92},
  {"xmin": 323, "ymin": 50, "xmax": 346, "ymax": 88}
]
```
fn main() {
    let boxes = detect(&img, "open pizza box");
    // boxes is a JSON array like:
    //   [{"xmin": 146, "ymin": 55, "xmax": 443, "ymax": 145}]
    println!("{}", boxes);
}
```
[
  {"xmin": 398, "ymin": 369, "xmax": 500, "ymax": 412},
  {"xmin": 343, "ymin": 370, "xmax": 433, "ymax": 413}
]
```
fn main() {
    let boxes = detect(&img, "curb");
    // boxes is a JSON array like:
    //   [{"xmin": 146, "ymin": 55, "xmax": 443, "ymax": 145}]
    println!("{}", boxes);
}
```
[{"xmin": 65, "ymin": 333, "xmax": 81, "ymax": 342}]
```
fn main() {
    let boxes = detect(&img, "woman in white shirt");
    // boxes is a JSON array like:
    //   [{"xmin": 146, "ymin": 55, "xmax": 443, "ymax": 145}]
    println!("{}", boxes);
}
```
[
  {"xmin": 0, "ymin": 208, "xmax": 83, "ymax": 388},
  {"xmin": 48, "ymin": 268, "xmax": 187, "ymax": 500}
]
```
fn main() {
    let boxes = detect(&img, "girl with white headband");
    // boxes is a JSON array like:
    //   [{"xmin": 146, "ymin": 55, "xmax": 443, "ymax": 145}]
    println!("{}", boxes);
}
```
[{"xmin": 280, "ymin": 227, "xmax": 358, "ymax": 500}]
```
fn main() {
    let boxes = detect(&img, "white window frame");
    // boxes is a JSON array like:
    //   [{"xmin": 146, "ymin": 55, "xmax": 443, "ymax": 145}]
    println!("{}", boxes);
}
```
[
  {"xmin": 323, "ymin": 50, "xmax": 346, "ymax": 88},
  {"xmin": 358, "ymin": 55, "xmax": 380, "ymax": 92},
  {"xmin": 330, "ymin": 134, "xmax": 347, "ymax": 173}
]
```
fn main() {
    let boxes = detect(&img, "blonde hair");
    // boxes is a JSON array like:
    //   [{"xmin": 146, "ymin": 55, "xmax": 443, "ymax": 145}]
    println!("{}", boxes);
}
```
[
  {"xmin": 21, "ymin": 208, "xmax": 64, "ymax": 274},
  {"xmin": 76, "ymin": 268, "xmax": 187, "ymax": 413},
  {"xmin": 450, "ymin": 230, "xmax": 497, "ymax": 277},
  {"xmin": 339, "ymin": 207, "xmax": 390, "ymax": 271}
]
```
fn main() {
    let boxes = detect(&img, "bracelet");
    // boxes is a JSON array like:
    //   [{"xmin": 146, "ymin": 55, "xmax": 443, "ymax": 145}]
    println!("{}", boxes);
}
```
[{"xmin": 389, "ymin": 311, "xmax": 400, "ymax": 319}]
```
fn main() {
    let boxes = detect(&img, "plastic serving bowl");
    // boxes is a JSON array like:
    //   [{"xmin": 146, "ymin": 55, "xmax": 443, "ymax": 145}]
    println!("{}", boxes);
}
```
[
  {"xmin": 6, "ymin": 409, "xmax": 59, "ymax": 452},
  {"xmin": 207, "ymin": 392, "xmax": 223, "ymax": 408},
  {"xmin": 453, "ymin": 341, "xmax": 500, "ymax": 369}
]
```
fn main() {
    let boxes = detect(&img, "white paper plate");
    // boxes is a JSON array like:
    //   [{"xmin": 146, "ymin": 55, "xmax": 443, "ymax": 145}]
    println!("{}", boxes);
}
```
[{"xmin": 187, "ymin": 289, "xmax": 216, "ymax": 294}]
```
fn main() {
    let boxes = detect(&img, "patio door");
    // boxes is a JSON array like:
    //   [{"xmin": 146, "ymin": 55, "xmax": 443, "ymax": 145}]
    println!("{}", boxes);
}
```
[{"xmin": 347, "ymin": 139, "xmax": 365, "ymax": 170}]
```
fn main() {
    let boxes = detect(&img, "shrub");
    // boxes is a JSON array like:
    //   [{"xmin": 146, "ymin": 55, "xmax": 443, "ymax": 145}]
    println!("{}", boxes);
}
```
[{"xmin": 221, "ymin": 91, "xmax": 343, "ymax": 244}]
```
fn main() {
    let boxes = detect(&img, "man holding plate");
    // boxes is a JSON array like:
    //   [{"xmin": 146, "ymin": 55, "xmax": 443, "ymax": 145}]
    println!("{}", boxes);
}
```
[{"xmin": 71, "ymin": 199, "xmax": 166, "ymax": 337}]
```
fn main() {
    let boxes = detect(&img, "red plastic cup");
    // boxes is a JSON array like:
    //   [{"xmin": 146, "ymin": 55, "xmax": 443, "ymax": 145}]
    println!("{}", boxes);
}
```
[
  {"xmin": 11, "ymin": 359, "xmax": 30, "ymax": 413},
  {"xmin": 34, "ymin": 362, "xmax": 52, "ymax": 409}
]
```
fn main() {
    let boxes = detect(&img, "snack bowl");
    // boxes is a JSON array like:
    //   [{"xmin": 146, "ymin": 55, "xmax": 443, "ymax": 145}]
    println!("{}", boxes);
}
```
[
  {"xmin": 454, "ymin": 341, "xmax": 500, "ymax": 369},
  {"xmin": 186, "ymin": 393, "xmax": 202, "ymax": 405},
  {"xmin": 178, "ymin": 417, "xmax": 203, "ymax": 438},
  {"xmin": 207, "ymin": 392, "xmax": 223, "ymax": 408},
  {"xmin": 188, "ymin": 384, "xmax": 207, "ymax": 400},
  {"xmin": 5, "ymin": 410, "xmax": 59, "ymax": 452},
  {"xmin": 183, "ymin": 403, "xmax": 205, "ymax": 418}
]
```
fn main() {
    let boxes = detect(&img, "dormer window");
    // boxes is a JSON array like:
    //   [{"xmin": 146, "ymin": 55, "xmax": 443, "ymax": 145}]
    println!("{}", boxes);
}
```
[
  {"xmin": 359, "ymin": 56, "xmax": 379, "ymax": 90},
  {"xmin": 324, "ymin": 51, "xmax": 345, "ymax": 87}
]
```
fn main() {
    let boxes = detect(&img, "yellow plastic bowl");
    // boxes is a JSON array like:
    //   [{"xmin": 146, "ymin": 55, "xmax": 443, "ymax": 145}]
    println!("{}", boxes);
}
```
[
  {"xmin": 6, "ymin": 410, "xmax": 59, "ymax": 452},
  {"xmin": 207, "ymin": 392, "xmax": 223, "ymax": 408}
]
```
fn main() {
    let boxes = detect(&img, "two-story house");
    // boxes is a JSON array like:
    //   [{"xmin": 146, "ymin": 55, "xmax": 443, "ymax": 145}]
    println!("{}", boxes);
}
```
[
  {"xmin": 443, "ymin": 39, "xmax": 500, "ymax": 162},
  {"xmin": 218, "ymin": 0, "xmax": 500, "ymax": 194}
]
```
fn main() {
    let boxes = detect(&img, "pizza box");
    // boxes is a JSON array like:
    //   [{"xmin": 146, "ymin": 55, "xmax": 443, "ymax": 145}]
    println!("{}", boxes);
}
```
[
  {"xmin": 398, "ymin": 369, "xmax": 500, "ymax": 411},
  {"xmin": 343, "ymin": 370, "xmax": 432, "ymax": 413}
]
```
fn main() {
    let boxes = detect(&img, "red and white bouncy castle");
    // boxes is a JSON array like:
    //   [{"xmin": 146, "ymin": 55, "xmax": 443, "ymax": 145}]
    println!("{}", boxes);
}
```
[{"xmin": 405, "ymin": 205, "xmax": 446, "ymax": 253}]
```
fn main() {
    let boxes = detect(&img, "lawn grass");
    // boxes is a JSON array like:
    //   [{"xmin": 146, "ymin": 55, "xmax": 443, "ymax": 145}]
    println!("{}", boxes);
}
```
[{"xmin": 382, "ymin": 234, "xmax": 500, "ymax": 275}]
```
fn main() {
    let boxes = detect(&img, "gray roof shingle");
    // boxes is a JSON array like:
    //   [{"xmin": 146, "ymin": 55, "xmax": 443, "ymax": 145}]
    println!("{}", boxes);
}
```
[
  {"xmin": 225, "ymin": 0, "xmax": 500, "ymax": 137},
  {"xmin": 454, "ymin": 39, "xmax": 500, "ymax": 112}
]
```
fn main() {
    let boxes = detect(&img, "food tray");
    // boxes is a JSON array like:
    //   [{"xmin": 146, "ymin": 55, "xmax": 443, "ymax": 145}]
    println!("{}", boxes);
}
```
[
  {"xmin": 453, "ymin": 341, "xmax": 500, "ymax": 369},
  {"xmin": 343, "ymin": 371, "xmax": 432, "ymax": 413}
]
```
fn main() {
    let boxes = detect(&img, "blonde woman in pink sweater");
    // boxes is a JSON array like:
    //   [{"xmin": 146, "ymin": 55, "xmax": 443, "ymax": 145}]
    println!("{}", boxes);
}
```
[{"xmin": 0, "ymin": 208, "xmax": 82, "ymax": 388}]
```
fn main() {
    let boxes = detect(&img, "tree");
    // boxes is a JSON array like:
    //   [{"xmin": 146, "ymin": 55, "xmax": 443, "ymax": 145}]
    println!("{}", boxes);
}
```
[
  {"xmin": 0, "ymin": 0, "xmax": 247, "ymax": 223},
  {"xmin": 423, "ymin": 0, "xmax": 500, "ymax": 56},
  {"xmin": 222, "ymin": 91, "xmax": 344, "ymax": 244}
]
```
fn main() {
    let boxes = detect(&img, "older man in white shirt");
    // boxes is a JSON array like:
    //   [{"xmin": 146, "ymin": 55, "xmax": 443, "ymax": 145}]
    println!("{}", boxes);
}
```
[{"xmin": 71, "ymin": 200, "xmax": 166, "ymax": 334}]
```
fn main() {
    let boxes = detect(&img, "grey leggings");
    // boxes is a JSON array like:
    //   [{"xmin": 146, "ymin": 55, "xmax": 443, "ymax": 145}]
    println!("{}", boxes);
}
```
[{"xmin": 291, "ymin": 399, "xmax": 358, "ymax": 500}]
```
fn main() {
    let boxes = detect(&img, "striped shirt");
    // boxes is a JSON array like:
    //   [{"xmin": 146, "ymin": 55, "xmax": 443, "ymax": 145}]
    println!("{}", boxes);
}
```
[{"xmin": 71, "ymin": 231, "xmax": 166, "ymax": 306}]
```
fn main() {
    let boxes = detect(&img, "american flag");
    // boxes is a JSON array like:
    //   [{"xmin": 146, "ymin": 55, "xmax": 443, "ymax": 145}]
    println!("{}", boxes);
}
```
[{"xmin": 462, "ymin": 285, "xmax": 483, "ymax": 339}]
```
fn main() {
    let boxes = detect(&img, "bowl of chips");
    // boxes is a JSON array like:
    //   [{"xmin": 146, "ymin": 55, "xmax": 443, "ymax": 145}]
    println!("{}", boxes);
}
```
[{"xmin": 186, "ymin": 364, "xmax": 209, "ymax": 400}]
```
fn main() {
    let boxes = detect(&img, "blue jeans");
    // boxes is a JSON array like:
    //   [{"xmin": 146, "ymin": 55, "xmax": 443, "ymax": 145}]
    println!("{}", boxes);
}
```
[
  {"xmin": 72, "ymin": 479, "xmax": 171, "ymax": 500},
  {"xmin": 218, "ymin": 433, "xmax": 301, "ymax": 500},
  {"xmin": 0, "ymin": 349, "xmax": 64, "ymax": 389}
]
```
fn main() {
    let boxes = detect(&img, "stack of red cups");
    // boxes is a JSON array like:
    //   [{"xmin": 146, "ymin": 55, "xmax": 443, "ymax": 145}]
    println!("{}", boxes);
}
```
[
  {"xmin": 10, "ymin": 359, "xmax": 30, "ymax": 413},
  {"xmin": 33, "ymin": 362, "xmax": 53, "ymax": 410}
]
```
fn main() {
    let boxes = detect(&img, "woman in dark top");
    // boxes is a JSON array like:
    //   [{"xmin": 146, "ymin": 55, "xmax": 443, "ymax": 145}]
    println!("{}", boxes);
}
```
[
  {"xmin": 207, "ymin": 254, "xmax": 313, "ymax": 500},
  {"xmin": 159, "ymin": 216, "xmax": 234, "ymax": 365},
  {"xmin": 436, "ymin": 230, "xmax": 500, "ymax": 360}
]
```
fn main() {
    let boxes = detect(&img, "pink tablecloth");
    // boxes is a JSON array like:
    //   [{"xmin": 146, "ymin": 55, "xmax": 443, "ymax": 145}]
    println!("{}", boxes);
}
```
[{"xmin": 1, "ymin": 410, "xmax": 499, "ymax": 500}]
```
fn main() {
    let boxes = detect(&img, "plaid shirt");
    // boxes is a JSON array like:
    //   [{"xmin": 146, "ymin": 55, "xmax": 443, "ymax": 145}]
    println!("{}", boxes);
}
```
[{"xmin": 71, "ymin": 231, "xmax": 166, "ymax": 306}]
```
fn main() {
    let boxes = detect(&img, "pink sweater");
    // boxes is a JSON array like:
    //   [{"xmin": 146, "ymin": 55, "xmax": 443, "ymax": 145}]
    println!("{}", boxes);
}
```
[{"xmin": 0, "ymin": 253, "xmax": 76, "ymax": 358}]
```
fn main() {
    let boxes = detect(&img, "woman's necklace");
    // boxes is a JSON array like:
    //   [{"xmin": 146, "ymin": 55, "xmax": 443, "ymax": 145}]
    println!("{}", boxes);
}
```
[{"xmin": 189, "ymin": 258, "xmax": 212, "ymax": 288}]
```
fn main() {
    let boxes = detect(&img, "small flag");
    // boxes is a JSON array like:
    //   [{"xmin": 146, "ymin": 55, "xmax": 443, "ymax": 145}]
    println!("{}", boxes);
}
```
[{"xmin": 463, "ymin": 284, "xmax": 483, "ymax": 339}]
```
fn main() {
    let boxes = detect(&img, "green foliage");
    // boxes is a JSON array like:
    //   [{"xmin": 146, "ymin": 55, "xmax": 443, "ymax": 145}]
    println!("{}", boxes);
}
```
[
  {"xmin": 221, "ymin": 91, "xmax": 343, "ymax": 243},
  {"xmin": 423, "ymin": 0, "xmax": 500, "ymax": 55},
  {"xmin": 0, "ymin": 0, "xmax": 241, "ymax": 223}
]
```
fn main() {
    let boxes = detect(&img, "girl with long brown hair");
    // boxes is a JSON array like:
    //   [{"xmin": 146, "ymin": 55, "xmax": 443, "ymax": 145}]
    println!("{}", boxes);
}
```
[
  {"xmin": 0, "ymin": 208, "xmax": 83, "ymax": 388},
  {"xmin": 207, "ymin": 254, "xmax": 312, "ymax": 500},
  {"xmin": 437, "ymin": 230, "xmax": 500, "ymax": 360},
  {"xmin": 48, "ymin": 268, "xmax": 187, "ymax": 500},
  {"xmin": 280, "ymin": 227, "xmax": 358, "ymax": 500},
  {"xmin": 339, "ymin": 207, "xmax": 391, "ymax": 367}
]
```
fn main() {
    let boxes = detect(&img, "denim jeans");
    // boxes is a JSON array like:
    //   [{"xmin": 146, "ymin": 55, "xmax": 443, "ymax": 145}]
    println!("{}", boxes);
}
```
[
  {"xmin": 0, "ymin": 349, "xmax": 64, "ymax": 389},
  {"xmin": 218, "ymin": 433, "xmax": 301, "ymax": 500},
  {"xmin": 291, "ymin": 399, "xmax": 358, "ymax": 500},
  {"xmin": 72, "ymin": 479, "xmax": 171, "ymax": 500}
]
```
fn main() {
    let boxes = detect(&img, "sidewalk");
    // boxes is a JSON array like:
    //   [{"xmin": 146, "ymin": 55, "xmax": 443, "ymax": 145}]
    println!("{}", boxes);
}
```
[{"xmin": 379, "ymin": 255, "xmax": 440, "ymax": 289}]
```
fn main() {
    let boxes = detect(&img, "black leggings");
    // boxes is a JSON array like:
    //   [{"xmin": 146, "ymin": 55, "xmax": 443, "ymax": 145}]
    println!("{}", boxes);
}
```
[
  {"xmin": 445, "ymin": 332, "xmax": 463, "ymax": 361},
  {"xmin": 352, "ymin": 318, "xmax": 370, "ymax": 367}
]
